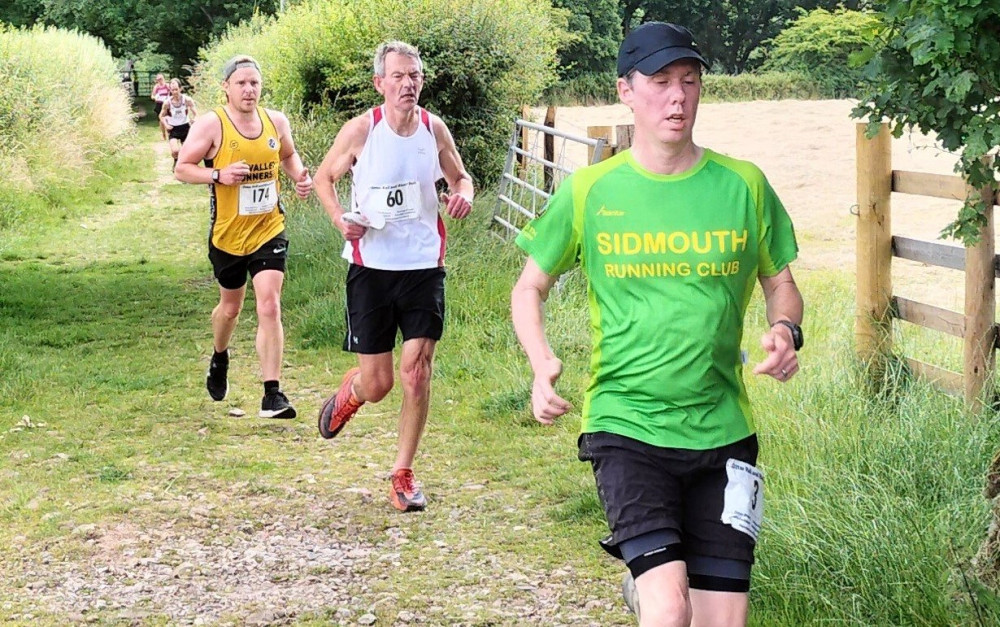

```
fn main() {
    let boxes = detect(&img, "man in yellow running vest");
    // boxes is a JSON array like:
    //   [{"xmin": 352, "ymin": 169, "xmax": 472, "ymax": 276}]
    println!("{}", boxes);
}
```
[{"xmin": 175, "ymin": 55, "xmax": 313, "ymax": 419}]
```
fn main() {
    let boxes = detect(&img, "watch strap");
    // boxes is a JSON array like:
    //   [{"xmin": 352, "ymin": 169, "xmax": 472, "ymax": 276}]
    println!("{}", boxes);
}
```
[{"xmin": 771, "ymin": 320, "xmax": 803, "ymax": 351}]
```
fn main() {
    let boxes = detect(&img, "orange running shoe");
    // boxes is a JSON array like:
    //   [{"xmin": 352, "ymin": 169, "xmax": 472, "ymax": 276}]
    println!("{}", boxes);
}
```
[
  {"xmin": 318, "ymin": 368, "xmax": 363, "ymax": 439},
  {"xmin": 389, "ymin": 468, "xmax": 427, "ymax": 512}
]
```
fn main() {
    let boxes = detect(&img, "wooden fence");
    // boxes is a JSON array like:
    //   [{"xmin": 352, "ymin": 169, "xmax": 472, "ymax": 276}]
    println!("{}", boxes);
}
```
[
  {"xmin": 856, "ymin": 122, "xmax": 1000, "ymax": 410},
  {"xmin": 586, "ymin": 124, "xmax": 634, "ymax": 160}
]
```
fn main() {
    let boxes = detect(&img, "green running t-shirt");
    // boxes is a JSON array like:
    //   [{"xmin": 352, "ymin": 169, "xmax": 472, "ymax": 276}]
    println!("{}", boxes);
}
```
[{"xmin": 516, "ymin": 148, "xmax": 798, "ymax": 450}]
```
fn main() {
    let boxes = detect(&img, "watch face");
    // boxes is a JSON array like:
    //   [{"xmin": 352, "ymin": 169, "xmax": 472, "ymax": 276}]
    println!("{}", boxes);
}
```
[{"xmin": 791, "ymin": 324, "xmax": 803, "ymax": 350}]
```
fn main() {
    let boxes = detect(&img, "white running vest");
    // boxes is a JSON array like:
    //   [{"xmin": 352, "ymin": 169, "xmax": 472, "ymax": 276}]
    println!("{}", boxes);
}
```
[
  {"xmin": 342, "ymin": 105, "xmax": 445, "ymax": 270},
  {"xmin": 165, "ymin": 97, "xmax": 189, "ymax": 126}
]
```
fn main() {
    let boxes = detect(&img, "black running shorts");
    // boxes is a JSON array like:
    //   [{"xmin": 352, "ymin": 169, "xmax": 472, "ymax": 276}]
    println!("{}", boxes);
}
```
[
  {"xmin": 579, "ymin": 431, "xmax": 760, "ymax": 564},
  {"xmin": 168, "ymin": 122, "xmax": 190, "ymax": 142},
  {"xmin": 343, "ymin": 264, "xmax": 445, "ymax": 354},
  {"xmin": 208, "ymin": 234, "xmax": 288, "ymax": 290}
]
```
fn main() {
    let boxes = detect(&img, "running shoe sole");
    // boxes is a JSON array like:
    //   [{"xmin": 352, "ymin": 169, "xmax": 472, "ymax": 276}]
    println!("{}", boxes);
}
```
[
  {"xmin": 260, "ymin": 406, "xmax": 296, "ymax": 419},
  {"xmin": 389, "ymin": 491, "xmax": 427, "ymax": 512}
]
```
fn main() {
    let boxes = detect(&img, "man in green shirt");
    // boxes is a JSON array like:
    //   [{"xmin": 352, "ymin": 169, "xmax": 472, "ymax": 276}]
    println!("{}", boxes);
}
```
[{"xmin": 511, "ymin": 22, "xmax": 804, "ymax": 626}]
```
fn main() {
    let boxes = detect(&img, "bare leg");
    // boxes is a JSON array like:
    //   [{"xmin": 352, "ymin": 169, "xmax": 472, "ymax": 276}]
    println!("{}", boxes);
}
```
[
  {"xmin": 393, "ymin": 337, "xmax": 436, "ymax": 471},
  {"xmin": 690, "ymin": 589, "xmax": 748, "ymax": 627},
  {"xmin": 212, "ymin": 284, "xmax": 245, "ymax": 353},
  {"xmin": 250, "ymin": 269, "xmax": 284, "ymax": 381},
  {"xmin": 355, "ymin": 352, "xmax": 395, "ymax": 403},
  {"xmin": 169, "ymin": 138, "xmax": 182, "ymax": 167},
  {"xmin": 635, "ymin": 561, "xmax": 692, "ymax": 627}
]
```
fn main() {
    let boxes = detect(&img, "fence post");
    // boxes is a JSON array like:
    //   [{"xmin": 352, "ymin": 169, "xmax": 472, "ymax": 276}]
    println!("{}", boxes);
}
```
[
  {"xmin": 517, "ymin": 105, "xmax": 531, "ymax": 170},
  {"xmin": 855, "ymin": 122, "xmax": 893, "ymax": 375},
  {"xmin": 615, "ymin": 124, "xmax": 634, "ymax": 154},
  {"xmin": 543, "ymin": 106, "xmax": 556, "ymax": 189},
  {"xmin": 587, "ymin": 126, "xmax": 615, "ymax": 163},
  {"xmin": 963, "ymin": 169, "xmax": 997, "ymax": 411}
]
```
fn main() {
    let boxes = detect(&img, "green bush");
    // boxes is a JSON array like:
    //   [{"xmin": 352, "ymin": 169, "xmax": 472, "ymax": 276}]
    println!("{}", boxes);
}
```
[
  {"xmin": 189, "ymin": 0, "xmax": 565, "ymax": 186},
  {"xmin": 543, "ymin": 71, "xmax": 617, "ymax": 105},
  {"xmin": 703, "ymin": 71, "xmax": 824, "ymax": 102},
  {"xmin": 0, "ymin": 24, "xmax": 133, "ymax": 226},
  {"xmin": 760, "ymin": 7, "xmax": 879, "ymax": 98}
]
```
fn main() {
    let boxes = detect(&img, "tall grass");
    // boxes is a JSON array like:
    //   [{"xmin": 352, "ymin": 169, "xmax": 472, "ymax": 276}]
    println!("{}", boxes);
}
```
[{"xmin": 0, "ymin": 25, "xmax": 134, "ymax": 228}]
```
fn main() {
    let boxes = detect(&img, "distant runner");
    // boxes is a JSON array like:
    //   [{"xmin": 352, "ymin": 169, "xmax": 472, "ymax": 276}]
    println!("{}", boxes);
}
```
[
  {"xmin": 159, "ymin": 79, "xmax": 197, "ymax": 171},
  {"xmin": 174, "ymin": 55, "xmax": 313, "ymax": 420}
]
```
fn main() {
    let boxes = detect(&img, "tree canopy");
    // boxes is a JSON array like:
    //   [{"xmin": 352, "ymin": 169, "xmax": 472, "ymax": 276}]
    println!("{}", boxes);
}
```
[
  {"xmin": 0, "ymin": 0, "xmax": 280, "ymax": 75},
  {"xmin": 854, "ymin": 0, "xmax": 1000, "ymax": 244},
  {"xmin": 618, "ymin": 0, "xmax": 869, "ymax": 74}
]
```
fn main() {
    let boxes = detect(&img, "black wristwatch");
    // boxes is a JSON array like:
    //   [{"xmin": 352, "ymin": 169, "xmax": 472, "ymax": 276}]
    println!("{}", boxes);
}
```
[
  {"xmin": 211, "ymin": 169, "xmax": 220, "ymax": 183},
  {"xmin": 772, "ymin": 320, "xmax": 803, "ymax": 351}
]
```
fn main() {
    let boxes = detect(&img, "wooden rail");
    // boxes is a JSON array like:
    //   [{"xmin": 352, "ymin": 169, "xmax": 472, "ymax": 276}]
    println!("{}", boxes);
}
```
[{"xmin": 857, "ymin": 122, "xmax": 999, "ymax": 410}]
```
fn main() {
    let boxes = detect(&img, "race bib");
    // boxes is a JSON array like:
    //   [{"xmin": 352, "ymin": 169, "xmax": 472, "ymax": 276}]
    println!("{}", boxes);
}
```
[
  {"xmin": 238, "ymin": 181, "xmax": 277, "ymax": 215},
  {"xmin": 363, "ymin": 181, "xmax": 420, "ymax": 223},
  {"xmin": 721, "ymin": 459, "xmax": 764, "ymax": 541}
]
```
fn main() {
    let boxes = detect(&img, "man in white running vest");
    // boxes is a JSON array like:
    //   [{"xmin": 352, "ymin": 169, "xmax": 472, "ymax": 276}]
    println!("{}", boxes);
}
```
[{"xmin": 314, "ymin": 40, "xmax": 474, "ymax": 512}]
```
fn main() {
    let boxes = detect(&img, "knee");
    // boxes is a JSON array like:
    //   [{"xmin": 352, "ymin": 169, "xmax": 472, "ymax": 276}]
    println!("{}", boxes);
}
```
[
  {"xmin": 399, "ymin": 358, "xmax": 432, "ymax": 395},
  {"xmin": 641, "ymin": 588, "xmax": 691, "ymax": 627},
  {"xmin": 360, "ymin": 370, "xmax": 393, "ymax": 402},
  {"xmin": 255, "ymin": 297, "xmax": 281, "ymax": 322},
  {"xmin": 214, "ymin": 302, "xmax": 241, "ymax": 322},
  {"xmin": 637, "ymin": 572, "xmax": 691, "ymax": 627}
]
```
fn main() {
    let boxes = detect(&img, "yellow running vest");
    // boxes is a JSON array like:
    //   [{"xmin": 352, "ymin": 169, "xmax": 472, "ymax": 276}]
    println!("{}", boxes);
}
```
[{"xmin": 209, "ymin": 106, "xmax": 284, "ymax": 255}]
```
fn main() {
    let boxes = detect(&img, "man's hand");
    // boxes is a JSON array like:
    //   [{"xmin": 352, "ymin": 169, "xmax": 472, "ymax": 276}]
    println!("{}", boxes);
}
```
[
  {"xmin": 334, "ymin": 212, "xmax": 367, "ymax": 241},
  {"xmin": 531, "ymin": 355, "xmax": 572, "ymax": 424},
  {"xmin": 752, "ymin": 323, "xmax": 798, "ymax": 382},
  {"xmin": 219, "ymin": 160, "xmax": 250, "ymax": 185},
  {"xmin": 439, "ymin": 192, "xmax": 472, "ymax": 219},
  {"xmin": 294, "ymin": 167, "xmax": 312, "ymax": 199}
]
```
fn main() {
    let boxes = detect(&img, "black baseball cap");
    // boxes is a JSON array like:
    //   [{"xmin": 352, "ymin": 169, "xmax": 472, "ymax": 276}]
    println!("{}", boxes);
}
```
[{"xmin": 617, "ymin": 22, "xmax": 710, "ymax": 77}]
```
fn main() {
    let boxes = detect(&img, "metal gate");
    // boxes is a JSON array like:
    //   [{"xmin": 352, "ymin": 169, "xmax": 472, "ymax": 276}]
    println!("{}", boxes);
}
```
[{"xmin": 490, "ymin": 113, "xmax": 607, "ymax": 240}]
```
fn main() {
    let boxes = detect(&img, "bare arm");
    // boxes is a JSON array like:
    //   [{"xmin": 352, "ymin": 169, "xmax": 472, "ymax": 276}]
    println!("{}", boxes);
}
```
[
  {"xmin": 511, "ymin": 258, "xmax": 572, "ymax": 424},
  {"xmin": 269, "ymin": 109, "xmax": 312, "ymax": 199},
  {"xmin": 186, "ymin": 96, "xmax": 198, "ymax": 122},
  {"xmin": 753, "ymin": 266, "xmax": 804, "ymax": 381},
  {"xmin": 314, "ymin": 114, "xmax": 370, "ymax": 241},
  {"xmin": 432, "ymin": 116, "xmax": 473, "ymax": 219},
  {"xmin": 174, "ymin": 112, "xmax": 230, "ymax": 185}
]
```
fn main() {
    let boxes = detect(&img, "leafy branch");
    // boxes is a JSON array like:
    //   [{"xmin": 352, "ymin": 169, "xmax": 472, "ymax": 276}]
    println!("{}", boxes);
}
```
[{"xmin": 852, "ymin": 0, "xmax": 1000, "ymax": 245}]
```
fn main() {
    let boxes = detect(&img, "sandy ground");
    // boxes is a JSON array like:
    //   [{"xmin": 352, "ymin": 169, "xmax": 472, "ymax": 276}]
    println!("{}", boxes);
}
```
[{"xmin": 525, "ymin": 100, "xmax": 979, "ymax": 311}]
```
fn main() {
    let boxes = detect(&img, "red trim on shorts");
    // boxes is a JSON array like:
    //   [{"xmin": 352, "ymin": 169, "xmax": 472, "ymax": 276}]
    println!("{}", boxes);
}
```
[{"xmin": 436, "ymin": 214, "xmax": 447, "ymax": 266}]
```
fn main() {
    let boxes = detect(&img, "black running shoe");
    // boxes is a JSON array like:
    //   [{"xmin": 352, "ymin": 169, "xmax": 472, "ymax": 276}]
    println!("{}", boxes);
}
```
[
  {"xmin": 260, "ymin": 390, "xmax": 296, "ymax": 419},
  {"xmin": 206, "ymin": 352, "xmax": 229, "ymax": 401}
]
